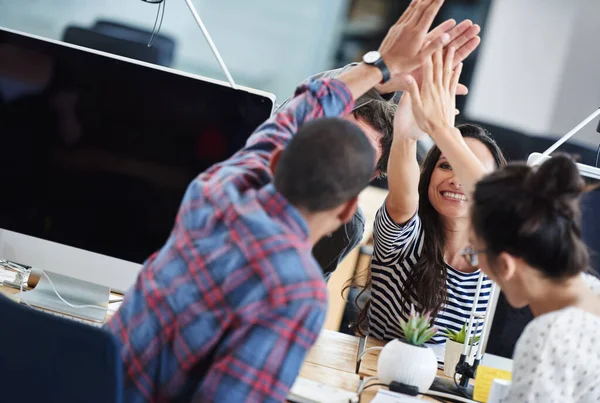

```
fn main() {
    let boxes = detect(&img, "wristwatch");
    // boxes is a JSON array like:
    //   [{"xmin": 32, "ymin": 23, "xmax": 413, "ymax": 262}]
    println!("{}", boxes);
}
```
[{"xmin": 362, "ymin": 51, "xmax": 391, "ymax": 84}]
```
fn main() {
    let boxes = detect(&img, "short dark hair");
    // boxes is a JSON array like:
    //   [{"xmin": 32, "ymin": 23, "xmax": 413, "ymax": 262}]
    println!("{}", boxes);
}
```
[
  {"xmin": 274, "ymin": 117, "xmax": 375, "ymax": 212},
  {"xmin": 352, "ymin": 100, "xmax": 396, "ymax": 176},
  {"xmin": 472, "ymin": 154, "xmax": 589, "ymax": 279}
]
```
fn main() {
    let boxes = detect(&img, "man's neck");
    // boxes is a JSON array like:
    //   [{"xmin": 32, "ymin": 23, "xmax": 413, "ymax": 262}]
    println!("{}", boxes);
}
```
[{"xmin": 297, "ymin": 210, "xmax": 333, "ymax": 246}]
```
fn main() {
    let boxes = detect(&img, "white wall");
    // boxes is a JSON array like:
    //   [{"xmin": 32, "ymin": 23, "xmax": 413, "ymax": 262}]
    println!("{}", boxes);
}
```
[
  {"xmin": 466, "ymin": 0, "xmax": 600, "ymax": 146},
  {"xmin": 0, "ymin": 0, "xmax": 350, "ymax": 103},
  {"xmin": 550, "ymin": 0, "xmax": 600, "ymax": 144}
]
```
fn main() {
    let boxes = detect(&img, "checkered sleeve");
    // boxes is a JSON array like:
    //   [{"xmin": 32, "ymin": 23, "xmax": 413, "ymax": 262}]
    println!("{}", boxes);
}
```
[
  {"xmin": 199, "ymin": 78, "xmax": 354, "ymax": 187},
  {"xmin": 197, "ymin": 298, "xmax": 327, "ymax": 402}
]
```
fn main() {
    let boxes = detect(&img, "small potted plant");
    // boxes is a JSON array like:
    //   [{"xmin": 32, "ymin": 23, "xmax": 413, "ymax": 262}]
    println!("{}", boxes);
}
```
[
  {"xmin": 377, "ymin": 305, "xmax": 439, "ymax": 393},
  {"xmin": 442, "ymin": 323, "xmax": 480, "ymax": 377}
]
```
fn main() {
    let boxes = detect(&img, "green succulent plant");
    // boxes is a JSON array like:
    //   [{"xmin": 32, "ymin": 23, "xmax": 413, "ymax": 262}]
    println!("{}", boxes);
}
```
[
  {"xmin": 399, "ymin": 305, "xmax": 439, "ymax": 346},
  {"xmin": 442, "ymin": 323, "xmax": 480, "ymax": 345}
]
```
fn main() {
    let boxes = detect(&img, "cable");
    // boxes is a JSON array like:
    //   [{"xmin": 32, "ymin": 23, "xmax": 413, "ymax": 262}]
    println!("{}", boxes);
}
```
[
  {"xmin": 147, "ymin": 0, "xmax": 166, "ymax": 47},
  {"xmin": 358, "ymin": 376, "xmax": 379, "ymax": 395},
  {"xmin": 361, "ymin": 383, "xmax": 388, "ymax": 391},
  {"xmin": 358, "ymin": 346, "xmax": 384, "ymax": 362},
  {"xmin": 453, "ymin": 372, "xmax": 473, "ymax": 399},
  {"xmin": 359, "ymin": 382, "xmax": 388, "ymax": 395},
  {"xmin": 424, "ymin": 390, "xmax": 476, "ymax": 403},
  {"xmin": 22, "ymin": 271, "xmax": 106, "ymax": 311},
  {"xmin": 421, "ymin": 394, "xmax": 450, "ymax": 403}
]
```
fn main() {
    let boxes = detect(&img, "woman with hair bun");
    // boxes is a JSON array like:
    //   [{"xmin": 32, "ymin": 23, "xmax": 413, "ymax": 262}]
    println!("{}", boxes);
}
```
[{"xmin": 402, "ymin": 47, "xmax": 600, "ymax": 402}]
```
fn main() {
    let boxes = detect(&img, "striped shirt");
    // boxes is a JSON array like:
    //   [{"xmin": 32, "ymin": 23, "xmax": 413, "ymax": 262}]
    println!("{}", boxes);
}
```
[{"xmin": 368, "ymin": 204, "xmax": 492, "ymax": 345}]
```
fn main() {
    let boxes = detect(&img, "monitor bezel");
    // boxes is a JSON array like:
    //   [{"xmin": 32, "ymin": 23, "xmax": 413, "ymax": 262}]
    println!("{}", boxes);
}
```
[
  {"xmin": 0, "ymin": 25, "xmax": 276, "ymax": 111},
  {"xmin": 0, "ymin": 25, "xmax": 276, "ymax": 293}
]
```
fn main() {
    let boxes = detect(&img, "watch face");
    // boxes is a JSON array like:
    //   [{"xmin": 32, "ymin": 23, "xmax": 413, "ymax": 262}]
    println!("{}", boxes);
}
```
[{"xmin": 363, "ymin": 51, "xmax": 381, "ymax": 64}]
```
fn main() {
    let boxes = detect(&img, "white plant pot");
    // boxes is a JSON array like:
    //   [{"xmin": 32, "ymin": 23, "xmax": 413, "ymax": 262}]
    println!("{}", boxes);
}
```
[
  {"xmin": 377, "ymin": 339, "xmax": 438, "ymax": 393},
  {"xmin": 443, "ymin": 339, "xmax": 476, "ymax": 378}
]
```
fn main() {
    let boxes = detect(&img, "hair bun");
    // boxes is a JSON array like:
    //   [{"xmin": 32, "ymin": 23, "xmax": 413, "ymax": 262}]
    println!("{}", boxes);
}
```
[{"xmin": 529, "ymin": 154, "xmax": 585, "ymax": 200}]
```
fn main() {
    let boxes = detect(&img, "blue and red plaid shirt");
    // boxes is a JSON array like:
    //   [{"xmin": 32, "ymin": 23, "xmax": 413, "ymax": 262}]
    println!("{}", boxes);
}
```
[{"xmin": 106, "ymin": 78, "xmax": 355, "ymax": 402}]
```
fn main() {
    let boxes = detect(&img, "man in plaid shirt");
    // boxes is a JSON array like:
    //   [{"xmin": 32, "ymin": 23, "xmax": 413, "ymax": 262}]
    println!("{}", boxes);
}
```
[{"xmin": 106, "ymin": 0, "xmax": 451, "ymax": 400}]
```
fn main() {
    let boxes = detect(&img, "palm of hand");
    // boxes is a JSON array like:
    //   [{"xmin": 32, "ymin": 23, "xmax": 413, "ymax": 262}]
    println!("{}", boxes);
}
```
[
  {"xmin": 394, "ymin": 93, "xmax": 428, "ymax": 140},
  {"xmin": 417, "ymin": 83, "xmax": 453, "ymax": 134}
]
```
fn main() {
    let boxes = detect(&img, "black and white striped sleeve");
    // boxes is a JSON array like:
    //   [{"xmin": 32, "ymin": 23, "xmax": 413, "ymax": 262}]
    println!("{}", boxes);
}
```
[{"xmin": 372, "ymin": 202, "xmax": 421, "ymax": 259}]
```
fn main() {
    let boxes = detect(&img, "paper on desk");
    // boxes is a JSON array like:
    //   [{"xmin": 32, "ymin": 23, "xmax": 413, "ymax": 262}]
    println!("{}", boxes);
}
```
[
  {"xmin": 473, "ymin": 355, "xmax": 512, "ymax": 402},
  {"xmin": 429, "ymin": 343, "xmax": 445, "ymax": 363},
  {"xmin": 371, "ymin": 390, "xmax": 423, "ymax": 402}
]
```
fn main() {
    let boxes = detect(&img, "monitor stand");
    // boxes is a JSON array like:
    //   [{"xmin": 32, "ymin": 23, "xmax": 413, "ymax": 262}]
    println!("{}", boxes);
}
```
[
  {"xmin": 20, "ymin": 269, "xmax": 109, "ymax": 323},
  {"xmin": 430, "ymin": 376, "xmax": 474, "ymax": 399}
]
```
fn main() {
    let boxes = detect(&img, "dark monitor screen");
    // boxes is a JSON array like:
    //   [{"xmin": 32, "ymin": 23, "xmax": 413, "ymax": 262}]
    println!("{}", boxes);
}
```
[
  {"xmin": 0, "ymin": 27, "xmax": 274, "ymax": 264},
  {"xmin": 485, "ymin": 177, "xmax": 600, "ymax": 359}
]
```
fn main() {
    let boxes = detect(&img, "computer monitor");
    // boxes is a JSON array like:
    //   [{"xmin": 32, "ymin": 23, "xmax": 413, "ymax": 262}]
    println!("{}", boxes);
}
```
[
  {"xmin": 480, "ymin": 152, "xmax": 600, "ymax": 360},
  {"xmin": 0, "ymin": 27, "xmax": 275, "ymax": 303}
]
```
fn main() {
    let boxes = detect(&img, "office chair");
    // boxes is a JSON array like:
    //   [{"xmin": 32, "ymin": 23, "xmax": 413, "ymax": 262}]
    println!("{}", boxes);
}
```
[
  {"xmin": 62, "ymin": 23, "xmax": 175, "ymax": 67},
  {"xmin": 93, "ymin": 19, "xmax": 176, "ymax": 66},
  {"xmin": 581, "ymin": 187, "xmax": 600, "ymax": 275},
  {"xmin": 0, "ymin": 294, "xmax": 123, "ymax": 403}
]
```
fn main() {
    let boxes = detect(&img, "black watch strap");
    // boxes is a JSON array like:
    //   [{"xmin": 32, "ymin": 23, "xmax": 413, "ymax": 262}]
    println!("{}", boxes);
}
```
[{"xmin": 374, "ymin": 58, "xmax": 391, "ymax": 84}]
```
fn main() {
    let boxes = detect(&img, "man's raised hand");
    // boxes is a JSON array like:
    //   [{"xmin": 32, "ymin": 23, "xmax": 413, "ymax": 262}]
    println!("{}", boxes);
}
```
[{"xmin": 378, "ymin": 0, "xmax": 450, "ymax": 80}]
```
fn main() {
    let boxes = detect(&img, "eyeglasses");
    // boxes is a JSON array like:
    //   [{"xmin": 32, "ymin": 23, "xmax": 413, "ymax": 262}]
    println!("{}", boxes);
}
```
[{"xmin": 461, "ymin": 246, "xmax": 487, "ymax": 267}]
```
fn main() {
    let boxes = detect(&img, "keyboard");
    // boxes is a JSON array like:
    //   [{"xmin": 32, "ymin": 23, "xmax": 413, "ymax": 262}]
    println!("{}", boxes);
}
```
[{"xmin": 30, "ymin": 305, "xmax": 104, "ymax": 328}]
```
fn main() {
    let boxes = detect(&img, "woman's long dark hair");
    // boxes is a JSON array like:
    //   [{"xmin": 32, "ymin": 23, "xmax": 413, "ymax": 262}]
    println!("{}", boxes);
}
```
[{"xmin": 350, "ymin": 123, "xmax": 507, "ymax": 336}]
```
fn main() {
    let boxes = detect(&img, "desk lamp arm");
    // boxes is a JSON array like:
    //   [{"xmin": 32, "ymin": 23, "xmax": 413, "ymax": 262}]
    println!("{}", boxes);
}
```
[
  {"xmin": 183, "ymin": 0, "xmax": 237, "ymax": 89},
  {"xmin": 533, "ymin": 107, "xmax": 600, "ymax": 165}
]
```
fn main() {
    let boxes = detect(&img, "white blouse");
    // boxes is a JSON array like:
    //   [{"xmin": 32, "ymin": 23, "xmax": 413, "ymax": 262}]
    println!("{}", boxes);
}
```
[{"xmin": 501, "ymin": 274, "xmax": 600, "ymax": 403}]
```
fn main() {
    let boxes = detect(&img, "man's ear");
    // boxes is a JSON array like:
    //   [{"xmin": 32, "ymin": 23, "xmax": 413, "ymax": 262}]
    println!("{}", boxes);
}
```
[
  {"xmin": 270, "ymin": 148, "xmax": 283, "ymax": 175},
  {"xmin": 338, "ymin": 196, "xmax": 359, "ymax": 224},
  {"xmin": 495, "ymin": 252, "xmax": 518, "ymax": 282}
]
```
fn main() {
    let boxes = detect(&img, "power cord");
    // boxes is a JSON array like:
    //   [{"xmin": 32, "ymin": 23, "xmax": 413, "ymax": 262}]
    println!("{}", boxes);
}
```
[
  {"xmin": 357, "ymin": 378, "xmax": 475, "ymax": 403},
  {"xmin": 453, "ymin": 372, "xmax": 473, "ymax": 399},
  {"xmin": 140, "ymin": 0, "xmax": 166, "ymax": 47},
  {"xmin": 357, "ymin": 376, "xmax": 381, "ymax": 395},
  {"xmin": 424, "ymin": 390, "xmax": 476, "ymax": 403},
  {"xmin": 361, "ymin": 383, "xmax": 389, "ymax": 393},
  {"xmin": 421, "ymin": 394, "xmax": 449, "ymax": 403},
  {"xmin": 357, "ymin": 346, "xmax": 384, "ymax": 362},
  {"xmin": 19, "ymin": 270, "xmax": 106, "ymax": 311}
]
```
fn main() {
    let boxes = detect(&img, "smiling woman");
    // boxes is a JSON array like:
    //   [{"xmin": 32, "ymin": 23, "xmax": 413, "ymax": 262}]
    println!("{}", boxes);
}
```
[{"xmin": 353, "ymin": 120, "xmax": 506, "ymax": 353}]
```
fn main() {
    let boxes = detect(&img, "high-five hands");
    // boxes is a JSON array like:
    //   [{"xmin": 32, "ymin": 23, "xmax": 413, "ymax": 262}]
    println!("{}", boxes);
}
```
[
  {"xmin": 393, "ymin": 93, "xmax": 427, "ymax": 141},
  {"xmin": 377, "ymin": 18, "xmax": 481, "ymax": 96},
  {"xmin": 378, "ymin": 0, "xmax": 451, "ymax": 80},
  {"xmin": 403, "ymin": 47, "xmax": 463, "ymax": 136}
]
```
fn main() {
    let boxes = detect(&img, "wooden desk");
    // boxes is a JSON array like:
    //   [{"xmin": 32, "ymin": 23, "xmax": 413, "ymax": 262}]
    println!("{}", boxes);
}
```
[
  {"xmin": 357, "ymin": 336, "xmax": 476, "ymax": 402},
  {"xmin": 298, "ymin": 362, "xmax": 361, "ymax": 393},
  {"xmin": 299, "ymin": 331, "xmax": 452, "ymax": 403},
  {"xmin": 290, "ymin": 330, "xmax": 362, "ymax": 402},
  {"xmin": 305, "ymin": 329, "xmax": 360, "ymax": 373}
]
